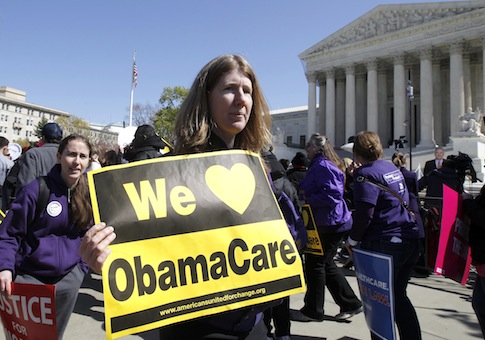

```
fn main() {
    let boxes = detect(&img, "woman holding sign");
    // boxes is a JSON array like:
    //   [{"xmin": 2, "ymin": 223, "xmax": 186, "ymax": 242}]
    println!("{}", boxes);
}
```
[
  {"xmin": 0, "ymin": 134, "xmax": 93, "ymax": 339},
  {"xmin": 290, "ymin": 133, "xmax": 362, "ymax": 323},
  {"xmin": 348, "ymin": 131, "xmax": 422, "ymax": 340},
  {"xmin": 80, "ymin": 54, "xmax": 279, "ymax": 339}
]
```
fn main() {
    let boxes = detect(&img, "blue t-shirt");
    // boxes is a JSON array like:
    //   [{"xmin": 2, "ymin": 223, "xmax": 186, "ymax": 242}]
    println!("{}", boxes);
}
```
[{"xmin": 352, "ymin": 159, "xmax": 419, "ymax": 241}]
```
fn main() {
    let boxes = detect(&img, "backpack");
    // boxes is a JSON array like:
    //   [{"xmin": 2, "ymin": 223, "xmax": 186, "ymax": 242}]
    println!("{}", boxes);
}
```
[
  {"xmin": 35, "ymin": 176, "xmax": 50, "ymax": 218},
  {"xmin": 278, "ymin": 190, "xmax": 308, "ymax": 250},
  {"xmin": 2, "ymin": 160, "xmax": 20, "ymax": 211},
  {"xmin": 262, "ymin": 151, "xmax": 308, "ymax": 250},
  {"xmin": 2, "ymin": 173, "xmax": 50, "ymax": 217}
]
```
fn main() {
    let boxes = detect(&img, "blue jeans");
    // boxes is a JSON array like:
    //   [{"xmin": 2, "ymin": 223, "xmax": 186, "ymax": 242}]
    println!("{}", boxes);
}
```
[
  {"xmin": 361, "ymin": 237, "xmax": 422, "ymax": 340},
  {"xmin": 473, "ymin": 275, "xmax": 485, "ymax": 338}
]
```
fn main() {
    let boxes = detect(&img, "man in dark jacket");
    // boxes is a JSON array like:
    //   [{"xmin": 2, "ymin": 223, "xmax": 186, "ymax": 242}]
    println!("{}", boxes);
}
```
[
  {"xmin": 123, "ymin": 124, "xmax": 173, "ymax": 162},
  {"xmin": 15, "ymin": 122, "xmax": 63, "ymax": 196},
  {"xmin": 286, "ymin": 152, "xmax": 309, "ymax": 190},
  {"xmin": 423, "ymin": 146, "xmax": 445, "ymax": 177},
  {"xmin": 418, "ymin": 159, "xmax": 462, "ymax": 199},
  {"xmin": 463, "ymin": 186, "xmax": 485, "ymax": 337}
]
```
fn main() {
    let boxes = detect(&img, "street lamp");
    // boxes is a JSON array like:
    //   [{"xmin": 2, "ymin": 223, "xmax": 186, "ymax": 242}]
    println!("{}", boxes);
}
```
[{"xmin": 406, "ymin": 78, "xmax": 414, "ymax": 171}]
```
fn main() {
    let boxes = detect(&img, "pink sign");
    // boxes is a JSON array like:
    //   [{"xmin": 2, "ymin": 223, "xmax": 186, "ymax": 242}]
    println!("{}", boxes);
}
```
[
  {"xmin": 0, "ymin": 282, "xmax": 57, "ymax": 340},
  {"xmin": 434, "ymin": 185, "xmax": 472, "ymax": 285}
]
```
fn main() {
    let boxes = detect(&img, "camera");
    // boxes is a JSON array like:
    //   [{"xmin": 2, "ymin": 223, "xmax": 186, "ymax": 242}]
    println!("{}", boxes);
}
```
[{"xmin": 394, "ymin": 136, "xmax": 408, "ymax": 150}]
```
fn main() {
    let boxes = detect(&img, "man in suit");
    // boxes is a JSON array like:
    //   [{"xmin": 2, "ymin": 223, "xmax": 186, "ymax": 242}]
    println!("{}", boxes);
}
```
[{"xmin": 424, "ymin": 146, "xmax": 444, "ymax": 177}]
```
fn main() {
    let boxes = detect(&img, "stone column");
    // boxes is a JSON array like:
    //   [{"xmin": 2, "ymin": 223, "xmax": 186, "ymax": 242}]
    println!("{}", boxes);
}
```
[
  {"xmin": 336, "ymin": 76, "xmax": 346, "ymax": 146},
  {"xmin": 432, "ymin": 62, "xmax": 442, "ymax": 146},
  {"xmin": 483, "ymin": 38, "xmax": 485, "ymax": 115},
  {"xmin": 393, "ymin": 54, "xmax": 406, "ymax": 140},
  {"xmin": 449, "ymin": 41, "xmax": 465, "ymax": 137},
  {"xmin": 378, "ymin": 70, "xmax": 388, "ymax": 143},
  {"xmin": 355, "ymin": 74, "xmax": 367, "ymax": 133},
  {"xmin": 325, "ymin": 69, "xmax": 336, "ymax": 144},
  {"xmin": 419, "ymin": 48, "xmax": 434, "ymax": 147},
  {"xmin": 367, "ymin": 59, "xmax": 378, "ymax": 133},
  {"xmin": 318, "ymin": 78, "xmax": 326, "ymax": 135},
  {"xmin": 306, "ymin": 73, "xmax": 317, "ymax": 139},
  {"xmin": 463, "ymin": 55, "xmax": 472, "ymax": 111},
  {"xmin": 345, "ymin": 65, "xmax": 356, "ymax": 141}
]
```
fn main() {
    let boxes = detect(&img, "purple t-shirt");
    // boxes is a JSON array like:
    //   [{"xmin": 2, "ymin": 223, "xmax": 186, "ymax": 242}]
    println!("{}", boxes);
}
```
[{"xmin": 351, "ymin": 159, "xmax": 419, "ymax": 242}]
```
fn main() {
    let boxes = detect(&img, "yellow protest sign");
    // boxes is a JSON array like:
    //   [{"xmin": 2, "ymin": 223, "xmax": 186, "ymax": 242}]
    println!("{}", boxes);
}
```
[
  {"xmin": 302, "ymin": 204, "xmax": 324, "ymax": 256},
  {"xmin": 87, "ymin": 150, "xmax": 306, "ymax": 339}
]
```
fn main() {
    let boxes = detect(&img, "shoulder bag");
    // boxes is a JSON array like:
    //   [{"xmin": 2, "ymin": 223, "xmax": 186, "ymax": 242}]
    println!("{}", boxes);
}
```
[{"xmin": 355, "ymin": 175, "xmax": 416, "ymax": 222}]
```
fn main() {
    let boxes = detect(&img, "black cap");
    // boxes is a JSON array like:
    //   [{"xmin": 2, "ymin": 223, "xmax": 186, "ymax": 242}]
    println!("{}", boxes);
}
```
[
  {"xmin": 42, "ymin": 123, "xmax": 63, "ymax": 141},
  {"xmin": 291, "ymin": 152, "xmax": 309, "ymax": 167}
]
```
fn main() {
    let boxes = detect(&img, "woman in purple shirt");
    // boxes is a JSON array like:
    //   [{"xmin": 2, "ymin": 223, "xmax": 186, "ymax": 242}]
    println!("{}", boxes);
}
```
[
  {"xmin": 348, "ymin": 131, "xmax": 421, "ymax": 340},
  {"xmin": 0, "ymin": 134, "xmax": 93, "ymax": 339},
  {"xmin": 290, "ymin": 133, "xmax": 362, "ymax": 323}
]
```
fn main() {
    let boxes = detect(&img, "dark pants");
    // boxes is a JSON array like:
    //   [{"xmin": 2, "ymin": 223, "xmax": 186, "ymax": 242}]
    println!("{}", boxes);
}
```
[
  {"xmin": 473, "ymin": 275, "xmax": 485, "ymax": 338},
  {"xmin": 263, "ymin": 296, "xmax": 290, "ymax": 337},
  {"xmin": 15, "ymin": 265, "xmax": 85, "ymax": 339},
  {"xmin": 301, "ymin": 231, "xmax": 362, "ymax": 320},
  {"xmin": 159, "ymin": 315, "xmax": 268, "ymax": 340},
  {"xmin": 362, "ymin": 238, "xmax": 422, "ymax": 340}
]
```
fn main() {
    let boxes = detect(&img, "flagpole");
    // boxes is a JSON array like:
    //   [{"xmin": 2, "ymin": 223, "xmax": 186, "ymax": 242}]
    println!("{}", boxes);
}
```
[{"xmin": 129, "ymin": 51, "xmax": 137, "ymax": 127}]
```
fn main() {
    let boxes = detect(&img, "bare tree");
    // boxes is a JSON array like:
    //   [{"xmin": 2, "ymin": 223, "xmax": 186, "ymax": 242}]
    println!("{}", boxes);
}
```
[{"xmin": 129, "ymin": 103, "xmax": 159, "ymax": 126}]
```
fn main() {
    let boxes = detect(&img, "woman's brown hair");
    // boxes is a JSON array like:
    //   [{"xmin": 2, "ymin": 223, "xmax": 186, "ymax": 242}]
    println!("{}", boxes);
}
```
[
  {"xmin": 174, "ymin": 54, "xmax": 272, "ymax": 154},
  {"xmin": 352, "ymin": 131, "xmax": 384, "ymax": 163},
  {"xmin": 58, "ymin": 134, "xmax": 93, "ymax": 231},
  {"xmin": 307, "ymin": 133, "xmax": 345, "ymax": 173}
]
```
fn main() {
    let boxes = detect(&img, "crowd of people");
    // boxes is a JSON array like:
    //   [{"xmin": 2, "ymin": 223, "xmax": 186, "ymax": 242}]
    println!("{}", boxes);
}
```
[
  {"xmin": 0, "ymin": 121, "xmax": 174, "ymax": 338},
  {"xmin": 0, "ymin": 53, "xmax": 483, "ymax": 340}
]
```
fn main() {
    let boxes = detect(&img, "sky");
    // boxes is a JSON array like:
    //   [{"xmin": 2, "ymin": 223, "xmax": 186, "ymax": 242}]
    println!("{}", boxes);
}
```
[{"xmin": 1, "ymin": 0, "xmax": 449, "ymax": 125}]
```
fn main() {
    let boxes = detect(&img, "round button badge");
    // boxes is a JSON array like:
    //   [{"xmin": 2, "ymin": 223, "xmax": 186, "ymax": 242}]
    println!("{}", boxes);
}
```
[{"xmin": 46, "ymin": 201, "xmax": 62, "ymax": 217}]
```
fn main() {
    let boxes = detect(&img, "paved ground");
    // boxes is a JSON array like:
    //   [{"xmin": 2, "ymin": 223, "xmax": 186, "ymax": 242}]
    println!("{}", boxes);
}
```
[
  {"xmin": 1, "ymin": 264, "xmax": 481, "ymax": 339},
  {"xmin": 47, "ymin": 266, "xmax": 483, "ymax": 339}
]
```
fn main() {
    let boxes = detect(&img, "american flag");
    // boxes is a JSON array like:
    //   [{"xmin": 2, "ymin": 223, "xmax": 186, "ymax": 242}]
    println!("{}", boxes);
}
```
[{"xmin": 132, "ymin": 61, "xmax": 138, "ymax": 87}]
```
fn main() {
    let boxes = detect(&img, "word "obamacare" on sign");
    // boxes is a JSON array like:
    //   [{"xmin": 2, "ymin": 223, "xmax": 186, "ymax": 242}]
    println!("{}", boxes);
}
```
[{"xmin": 108, "ymin": 238, "xmax": 297, "ymax": 301}]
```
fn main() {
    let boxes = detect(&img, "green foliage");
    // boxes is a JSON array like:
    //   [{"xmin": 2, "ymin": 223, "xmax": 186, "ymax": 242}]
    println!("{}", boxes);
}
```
[
  {"xmin": 13, "ymin": 138, "xmax": 31, "ymax": 148},
  {"xmin": 56, "ymin": 115, "xmax": 90, "ymax": 136},
  {"xmin": 152, "ymin": 86, "xmax": 188, "ymax": 140},
  {"xmin": 34, "ymin": 117, "xmax": 49, "ymax": 139}
]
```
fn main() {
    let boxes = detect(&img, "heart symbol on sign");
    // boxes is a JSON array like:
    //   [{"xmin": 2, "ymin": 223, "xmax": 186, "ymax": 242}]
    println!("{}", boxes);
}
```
[{"xmin": 205, "ymin": 163, "xmax": 256, "ymax": 215}]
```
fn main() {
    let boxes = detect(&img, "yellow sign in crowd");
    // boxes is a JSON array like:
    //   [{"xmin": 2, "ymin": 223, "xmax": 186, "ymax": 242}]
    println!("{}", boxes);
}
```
[{"xmin": 88, "ymin": 150, "xmax": 306, "ymax": 339}]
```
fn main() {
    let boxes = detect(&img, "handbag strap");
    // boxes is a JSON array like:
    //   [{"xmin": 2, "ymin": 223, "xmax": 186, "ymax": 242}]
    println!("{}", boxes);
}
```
[{"xmin": 355, "ymin": 175, "xmax": 416, "ymax": 221}]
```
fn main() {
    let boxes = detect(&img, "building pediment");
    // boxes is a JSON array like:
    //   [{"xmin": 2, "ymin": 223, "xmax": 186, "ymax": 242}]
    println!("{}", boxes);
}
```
[{"xmin": 300, "ymin": 1, "xmax": 485, "ymax": 64}]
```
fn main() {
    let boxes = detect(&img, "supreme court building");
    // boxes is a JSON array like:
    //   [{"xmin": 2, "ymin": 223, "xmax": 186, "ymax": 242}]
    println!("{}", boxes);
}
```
[{"xmin": 299, "ymin": 0, "xmax": 485, "ymax": 149}]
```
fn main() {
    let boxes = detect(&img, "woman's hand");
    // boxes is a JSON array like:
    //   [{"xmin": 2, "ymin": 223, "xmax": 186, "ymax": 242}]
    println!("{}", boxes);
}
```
[
  {"xmin": 0, "ymin": 270, "xmax": 13, "ymax": 296},
  {"xmin": 79, "ymin": 222, "xmax": 116, "ymax": 274}
]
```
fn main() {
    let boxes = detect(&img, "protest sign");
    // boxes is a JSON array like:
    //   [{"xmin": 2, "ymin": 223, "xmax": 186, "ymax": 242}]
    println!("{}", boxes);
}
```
[
  {"xmin": 434, "ymin": 185, "xmax": 472, "ymax": 285},
  {"xmin": 0, "ymin": 282, "xmax": 57, "ymax": 340},
  {"xmin": 301, "ymin": 204, "xmax": 323, "ymax": 256},
  {"xmin": 0, "ymin": 210, "xmax": 5, "ymax": 224},
  {"xmin": 88, "ymin": 150, "xmax": 306, "ymax": 339},
  {"xmin": 352, "ymin": 248, "xmax": 396, "ymax": 340}
]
